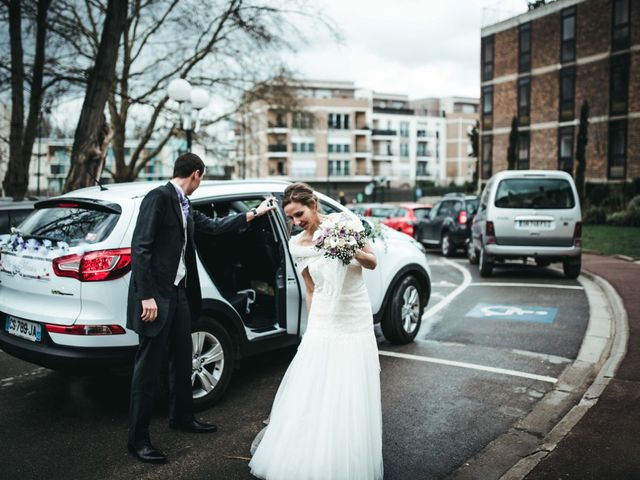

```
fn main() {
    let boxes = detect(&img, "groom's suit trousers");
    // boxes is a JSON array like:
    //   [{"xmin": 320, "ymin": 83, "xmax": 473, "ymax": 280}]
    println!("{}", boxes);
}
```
[{"xmin": 128, "ymin": 282, "xmax": 192, "ymax": 444}]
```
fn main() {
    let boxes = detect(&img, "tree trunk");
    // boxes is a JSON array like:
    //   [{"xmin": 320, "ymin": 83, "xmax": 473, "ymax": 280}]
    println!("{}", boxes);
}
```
[
  {"xmin": 3, "ymin": 0, "xmax": 51, "ymax": 199},
  {"xmin": 575, "ymin": 101, "xmax": 589, "ymax": 206},
  {"xmin": 63, "ymin": 0, "xmax": 128, "ymax": 193},
  {"xmin": 507, "ymin": 117, "xmax": 518, "ymax": 170}
]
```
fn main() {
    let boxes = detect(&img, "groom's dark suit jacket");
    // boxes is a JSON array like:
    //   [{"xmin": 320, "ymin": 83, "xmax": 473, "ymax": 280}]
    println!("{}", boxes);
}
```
[{"xmin": 126, "ymin": 182, "xmax": 248, "ymax": 337}]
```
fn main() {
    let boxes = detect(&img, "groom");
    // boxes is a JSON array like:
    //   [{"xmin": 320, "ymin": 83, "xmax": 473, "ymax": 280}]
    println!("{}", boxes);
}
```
[{"xmin": 127, "ymin": 152, "xmax": 276, "ymax": 464}]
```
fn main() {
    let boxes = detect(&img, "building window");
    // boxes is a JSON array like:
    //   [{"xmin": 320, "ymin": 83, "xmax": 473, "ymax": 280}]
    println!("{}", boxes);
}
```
[
  {"xmin": 559, "ymin": 67, "xmax": 576, "ymax": 121},
  {"xmin": 610, "ymin": 53, "xmax": 630, "ymax": 115},
  {"xmin": 482, "ymin": 136, "xmax": 492, "ymax": 179},
  {"xmin": 482, "ymin": 35, "xmax": 494, "ymax": 81},
  {"xmin": 328, "ymin": 160, "xmax": 350, "ymax": 176},
  {"xmin": 561, "ymin": 7, "xmax": 576, "ymax": 63},
  {"xmin": 482, "ymin": 86, "xmax": 493, "ymax": 129},
  {"xmin": 400, "ymin": 143, "xmax": 409, "ymax": 157},
  {"xmin": 417, "ymin": 161, "xmax": 429, "ymax": 176},
  {"xmin": 292, "ymin": 111, "xmax": 315, "ymax": 129},
  {"xmin": 558, "ymin": 127, "xmax": 574, "ymax": 174},
  {"xmin": 608, "ymin": 121, "xmax": 627, "ymax": 179},
  {"xmin": 519, "ymin": 22, "xmax": 531, "ymax": 72},
  {"xmin": 399, "ymin": 122, "xmax": 409, "ymax": 138},
  {"xmin": 612, "ymin": 0, "xmax": 630, "ymax": 51},
  {"xmin": 328, "ymin": 113, "xmax": 349, "ymax": 130},
  {"xmin": 518, "ymin": 77, "xmax": 531, "ymax": 126},
  {"xmin": 517, "ymin": 132, "xmax": 530, "ymax": 170}
]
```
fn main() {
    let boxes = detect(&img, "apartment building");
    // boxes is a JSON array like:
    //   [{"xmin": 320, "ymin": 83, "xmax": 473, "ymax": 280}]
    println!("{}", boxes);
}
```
[
  {"xmin": 480, "ymin": 0, "xmax": 639, "ymax": 183},
  {"xmin": 413, "ymin": 96, "xmax": 479, "ymax": 185},
  {"xmin": 235, "ymin": 80, "xmax": 466, "ymax": 198}
]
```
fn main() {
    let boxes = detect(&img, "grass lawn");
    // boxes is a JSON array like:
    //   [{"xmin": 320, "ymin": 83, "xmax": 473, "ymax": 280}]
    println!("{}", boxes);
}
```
[{"xmin": 582, "ymin": 225, "xmax": 640, "ymax": 259}]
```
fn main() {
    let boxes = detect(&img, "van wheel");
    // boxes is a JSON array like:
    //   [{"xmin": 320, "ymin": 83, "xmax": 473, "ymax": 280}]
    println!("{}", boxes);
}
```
[
  {"xmin": 563, "ymin": 257, "xmax": 581, "ymax": 279},
  {"xmin": 381, "ymin": 275, "xmax": 424, "ymax": 344},
  {"xmin": 467, "ymin": 240, "xmax": 479, "ymax": 265},
  {"xmin": 441, "ymin": 232, "xmax": 454, "ymax": 257},
  {"xmin": 191, "ymin": 317, "xmax": 235, "ymax": 410},
  {"xmin": 479, "ymin": 247, "xmax": 493, "ymax": 277},
  {"xmin": 536, "ymin": 259, "xmax": 551, "ymax": 268}
]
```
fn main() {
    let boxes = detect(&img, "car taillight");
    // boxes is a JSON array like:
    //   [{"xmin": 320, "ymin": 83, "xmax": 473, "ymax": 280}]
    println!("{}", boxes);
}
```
[
  {"xmin": 53, "ymin": 248, "xmax": 131, "ymax": 281},
  {"xmin": 485, "ymin": 220, "xmax": 496, "ymax": 244},
  {"xmin": 573, "ymin": 221, "xmax": 582, "ymax": 247},
  {"xmin": 458, "ymin": 211, "xmax": 468, "ymax": 225},
  {"xmin": 46, "ymin": 324, "xmax": 126, "ymax": 335}
]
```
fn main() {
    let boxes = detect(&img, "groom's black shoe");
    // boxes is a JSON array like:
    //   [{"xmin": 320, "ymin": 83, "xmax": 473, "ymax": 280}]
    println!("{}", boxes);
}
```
[
  {"xmin": 169, "ymin": 418, "xmax": 218, "ymax": 433},
  {"xmin": 127, "ymin": 441, "xmax": 167, "ymax": 464}
]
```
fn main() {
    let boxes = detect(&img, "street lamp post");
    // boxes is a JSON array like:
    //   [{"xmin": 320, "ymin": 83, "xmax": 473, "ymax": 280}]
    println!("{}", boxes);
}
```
[{"xmin": 167, "ymin": 78, "xmax": 210, "ymax": 152}]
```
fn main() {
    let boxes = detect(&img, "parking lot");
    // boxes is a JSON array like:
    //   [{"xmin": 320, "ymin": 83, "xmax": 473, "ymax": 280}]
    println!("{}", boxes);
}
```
[{"xmin": 0, "ymin": 251, "xmax": 593, "ymax": 480}]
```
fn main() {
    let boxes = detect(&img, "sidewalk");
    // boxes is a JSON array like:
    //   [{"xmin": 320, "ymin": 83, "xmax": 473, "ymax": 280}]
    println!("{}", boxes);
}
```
[{"xmin": 523, "ymin": 253, "xmax": 640, "ymax": 479}]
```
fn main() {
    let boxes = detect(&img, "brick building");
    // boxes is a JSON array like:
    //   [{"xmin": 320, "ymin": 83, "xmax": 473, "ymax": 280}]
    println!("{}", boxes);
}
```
[{"xmin": 480, "ymin": 0, "xmax": 639, "ymax": 185}]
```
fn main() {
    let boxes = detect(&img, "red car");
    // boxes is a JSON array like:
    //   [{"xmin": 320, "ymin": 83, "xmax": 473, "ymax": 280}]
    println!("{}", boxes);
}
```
[{"xmin": 382, "ymin": 203, "xmax": 432, "ymax": 237}]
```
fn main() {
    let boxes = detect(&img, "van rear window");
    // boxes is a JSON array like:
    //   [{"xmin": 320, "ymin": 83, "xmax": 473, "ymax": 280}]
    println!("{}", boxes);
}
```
[
  {"xmin": 494, "ymin": 179, "xmax": 576, "ymax": 209},
  {"xmin": 18, "ymin": 206, "xmax": 119, "ymax": 246}
]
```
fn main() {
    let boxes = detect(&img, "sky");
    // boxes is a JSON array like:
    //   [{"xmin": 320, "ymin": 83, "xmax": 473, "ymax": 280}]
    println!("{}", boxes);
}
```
[{"xmin": 287, "ymin": 0, "xmax": 529, "ymax": 99}]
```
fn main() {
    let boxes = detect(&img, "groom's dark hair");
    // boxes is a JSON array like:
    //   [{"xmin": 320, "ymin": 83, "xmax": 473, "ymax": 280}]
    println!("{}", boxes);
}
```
[{"xmin": 173, "ymin": 152, "xmax": 205, "ymax": 178}]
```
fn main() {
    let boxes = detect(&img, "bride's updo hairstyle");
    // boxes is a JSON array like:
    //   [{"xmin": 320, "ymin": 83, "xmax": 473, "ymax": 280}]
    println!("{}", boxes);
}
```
[{"xmin": 283, "ymin": 182, "xmax": 317, "ymax": 209}]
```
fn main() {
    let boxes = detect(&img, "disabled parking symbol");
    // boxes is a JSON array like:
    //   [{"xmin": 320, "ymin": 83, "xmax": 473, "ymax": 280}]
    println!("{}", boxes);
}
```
[{"xmin": 465, "ymin": 303, "xmax": 557, "ymax": 324}]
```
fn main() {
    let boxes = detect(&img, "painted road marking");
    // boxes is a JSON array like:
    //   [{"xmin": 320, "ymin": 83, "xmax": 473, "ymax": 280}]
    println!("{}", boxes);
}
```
[
  {"xmin": 378, "ymin": 350, "xmax": 557, "ymax": 384},
  {"xmin": 469, "ymin": 282, "xmax": 583, "ymax": 290},
  {"xmin": 466, "ymin": 303, "xmax": 558, "ymax": 323}
]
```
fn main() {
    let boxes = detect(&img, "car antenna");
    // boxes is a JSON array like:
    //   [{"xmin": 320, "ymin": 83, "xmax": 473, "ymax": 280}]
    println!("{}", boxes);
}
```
[{"xmin": 88, "ymin": 170, "xmax": 108, "ymax": 191}]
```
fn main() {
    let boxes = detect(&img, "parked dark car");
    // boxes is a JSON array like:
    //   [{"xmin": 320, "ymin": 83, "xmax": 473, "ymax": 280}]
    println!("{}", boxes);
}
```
[
  {"xmin": 414, "ymin": 193, "xmax": 479, "ymax": 256},
  {"xmin": 0, "ymin": 199, "xmax": 36, "ymax": 234}
]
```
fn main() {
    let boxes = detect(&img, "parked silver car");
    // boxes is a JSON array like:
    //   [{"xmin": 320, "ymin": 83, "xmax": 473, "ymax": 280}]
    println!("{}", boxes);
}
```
[{"xmin": 468, "ymin": 170, "xmax": 582, "ymax": 278}]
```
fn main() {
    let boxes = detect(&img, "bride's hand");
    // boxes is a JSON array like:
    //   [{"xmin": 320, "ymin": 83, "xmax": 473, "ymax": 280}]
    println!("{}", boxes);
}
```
[{"xmin": 354, "ymin": 246, "xmax": 377, "ymax": 270}]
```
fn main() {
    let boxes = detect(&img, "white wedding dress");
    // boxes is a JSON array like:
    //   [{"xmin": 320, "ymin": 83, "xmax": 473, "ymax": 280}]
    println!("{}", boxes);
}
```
[{"xmin": 249, "ymin": 229, "xmax": 383, "ymax": 480}]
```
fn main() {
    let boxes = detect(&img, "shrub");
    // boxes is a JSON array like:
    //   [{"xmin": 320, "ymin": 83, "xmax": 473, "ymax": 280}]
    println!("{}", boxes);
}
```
[
  {"xmin": 582, "ymin": 206, "xmax": 607, "ymax": 225},
  {"xmin": 606, "ymin": 209, "xmax": 640, "ymax": 227},
  {"xmin": 627, "ymin": 195, "xmax": 640, "ymax": 211}
]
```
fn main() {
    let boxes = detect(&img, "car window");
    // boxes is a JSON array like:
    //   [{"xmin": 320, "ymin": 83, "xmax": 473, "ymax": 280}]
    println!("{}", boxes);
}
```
[
  {"xmin": 413, "ymin": 208, "xmax": 430, "ymax": 220},
  {"xmin": 438, "ymin": 201, "xmax": 452, "ymax": 216},
  {"xmin": 370, "ymin": 206, "xmax": 396, "ymax": 218},
  {"xmin": 18, "ymin": 206, "xmax": 120, "ymax": 246},
  {"xmin": 427, "ymin": 203, "xmax": 440, "ymax": 220},
  {"xmin": 0, "ymin": 212, "xmax": 9, "ymax": 234},
  {"xmin": 465, "ymin": 199, "xmax": 479, "ymax": 214},
  {"xmin": 395, "ymin": 208, "xmax": 408, "ymax": 217},
  {"xmin": 452, "ymin": 201, "xmax": 463, "ymax": 213},
  {"xmin": 494, "ymin": 178, "xmax": 576, "ymax": 209}
]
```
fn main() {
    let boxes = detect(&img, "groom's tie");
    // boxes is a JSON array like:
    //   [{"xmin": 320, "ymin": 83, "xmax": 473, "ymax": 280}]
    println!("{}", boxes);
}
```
[{"xmin": 179, "ymin": 193, "xmax": 190, "ymax": 218}]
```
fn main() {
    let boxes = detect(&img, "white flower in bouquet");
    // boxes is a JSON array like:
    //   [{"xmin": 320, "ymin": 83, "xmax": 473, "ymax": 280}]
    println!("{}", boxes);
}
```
[{"xmin": 312, "ymin": 213, "xmax": 368, "ymax": 265}]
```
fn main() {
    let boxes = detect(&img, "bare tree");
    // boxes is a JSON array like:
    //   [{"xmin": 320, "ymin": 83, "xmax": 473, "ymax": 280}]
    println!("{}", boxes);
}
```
[
  {"xmin": 575, "ymin": 101, "xmax": 589, "ymax": 205},
  {"xmin": 507, "ymin": 116, "xmax": 518, "ymax": 170},
  {"xmin": 63, "ymin": 0, "xmax": 127, "ymax": 192}
]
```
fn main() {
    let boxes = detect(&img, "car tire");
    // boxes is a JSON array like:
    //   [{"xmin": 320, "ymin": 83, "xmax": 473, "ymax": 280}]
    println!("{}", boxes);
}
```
[
  {"xmin": 563, "ymin": 256, "xmax": 581, "ymax": 279},
  {"xmin": 441, "ymin": 232, "xmax": 454, "ymax": 257},
  {"xmin": 381, "ymin": 275, "xmax": 424, "ymax": 345},
  {"xmin": 535, "ymin": 258, "xmax": 551, "ymax": 268},
  {"xmin": 191, "ymin": 317, "xmax": 235, "ymax": 410},
  {"xmin": 479, "ymin": 247, "xmax": 493, "ymax": 277},
  {"xmin": 466, "ymin": 240, "xmax": 479, "ymax": 265}
]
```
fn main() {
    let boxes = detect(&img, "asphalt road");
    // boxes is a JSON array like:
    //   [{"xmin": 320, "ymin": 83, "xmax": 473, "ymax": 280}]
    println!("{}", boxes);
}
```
[{"xmin": 0, "ymin": 253, "xmax": 590, "ymax": 480}]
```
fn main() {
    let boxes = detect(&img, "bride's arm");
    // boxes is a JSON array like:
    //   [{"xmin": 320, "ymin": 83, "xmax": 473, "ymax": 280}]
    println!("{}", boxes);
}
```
[
  {"xmin": 354, "ymin": 241, "xmax": 377, "ymax": 270},
  {"xmin": 301, "ymin": 267, "xmax": 315, "ymax": 312}
]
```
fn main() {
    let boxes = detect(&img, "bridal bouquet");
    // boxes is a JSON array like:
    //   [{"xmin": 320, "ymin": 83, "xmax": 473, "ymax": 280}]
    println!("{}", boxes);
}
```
[{"xmin": 313, "ymin": 213, "xmax": 369, "ymax": 265}]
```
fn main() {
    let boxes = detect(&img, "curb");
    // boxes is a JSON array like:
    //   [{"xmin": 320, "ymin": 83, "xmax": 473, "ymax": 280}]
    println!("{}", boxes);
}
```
[{"xmin": 445, "ymin": 270, "xmax": 627, "ymax": 480}]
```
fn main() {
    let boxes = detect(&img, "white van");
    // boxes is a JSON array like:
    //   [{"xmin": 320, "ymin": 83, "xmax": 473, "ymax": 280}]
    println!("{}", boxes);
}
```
[{"xmin": 468, "ymin": 170, "xmax": 582, "ymax": 278}]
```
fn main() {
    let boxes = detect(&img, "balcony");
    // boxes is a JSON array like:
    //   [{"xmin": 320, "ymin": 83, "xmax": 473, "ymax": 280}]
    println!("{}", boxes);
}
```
[
  {"xmin": 268, "ymin": 144, "xmax": 287, "ymax": 152},
  {"xmin": 354, "ymin": 125, "xmax": 371, "ymax": 135},
  {"xmin": 267, "ymin": 144, "xmax": 289, "ymax": 158},
  {"xmin": 371, "ymin": 129, "xmax": 397, "ymax": 137},
  {"xmin": 267, "ymin": 121, "xmax": 288, "ymax": 133}
]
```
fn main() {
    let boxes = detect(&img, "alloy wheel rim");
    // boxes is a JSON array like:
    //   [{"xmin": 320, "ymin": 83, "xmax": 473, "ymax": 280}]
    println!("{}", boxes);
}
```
[
  {"xmin": 191, "ymin": 331, "xmax": 224, "ymax": 399},
  {"xmin": 401, "ymin": 285, "xmax": 420, "ymax": 333}
]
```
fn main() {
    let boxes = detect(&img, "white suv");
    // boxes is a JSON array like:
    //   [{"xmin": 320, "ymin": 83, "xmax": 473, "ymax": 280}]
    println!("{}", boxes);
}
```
[
  {"xmin": 468, "ymin": 170, "xmax": 582, "ymax": 278},
  {"xmin": 0, "ymin": 180, "xmax": 431, "ymax": 407}
]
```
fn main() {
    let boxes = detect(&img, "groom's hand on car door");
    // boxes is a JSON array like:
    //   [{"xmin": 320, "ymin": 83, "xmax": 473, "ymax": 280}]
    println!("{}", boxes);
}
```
[{"xmin": 141, "ymin": 298, "xmax": 158, "ymax": 322}]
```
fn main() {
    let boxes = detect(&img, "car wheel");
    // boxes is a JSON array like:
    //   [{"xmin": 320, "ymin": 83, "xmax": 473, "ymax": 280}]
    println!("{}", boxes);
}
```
[
  {"xmin": 535, "ymin": 258, "xmax": 551, "ymax": 268},
  {"xmin": 441, "ymin": 232, "xmax": 454, "ymax": 257},
  {"xmin": 466, "ymin": 240, "xmax": 479, "ymax": 265},
  {"xmin": 381, "ymin": 275, "xmax": 424, "ymax": 344},
  {"xmin": 563, "ymin": 256, "xmax": 581, "ymax": 279},
  {"xmin": 479, "ymin": 247, "xmax": 493, "ymax": 277},
  {"xmin": 191, "ymin": 317, "xmax": 235, "ymax": 410}
]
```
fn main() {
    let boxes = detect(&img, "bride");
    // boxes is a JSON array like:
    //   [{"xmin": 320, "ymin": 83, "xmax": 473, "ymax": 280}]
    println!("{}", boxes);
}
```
[{"xmin": 249, "ymin": 182, "xmax": 383, "ymax": 480}]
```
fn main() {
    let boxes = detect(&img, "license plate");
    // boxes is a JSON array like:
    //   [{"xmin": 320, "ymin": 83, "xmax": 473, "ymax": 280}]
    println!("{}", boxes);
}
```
[
  {"xmin": 5, "ymin": 315, "xmax": 42, "ymax": 342},
  {"xmin": 516, "ymin": 220, "xmax": 552, "ymax": 230}
]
